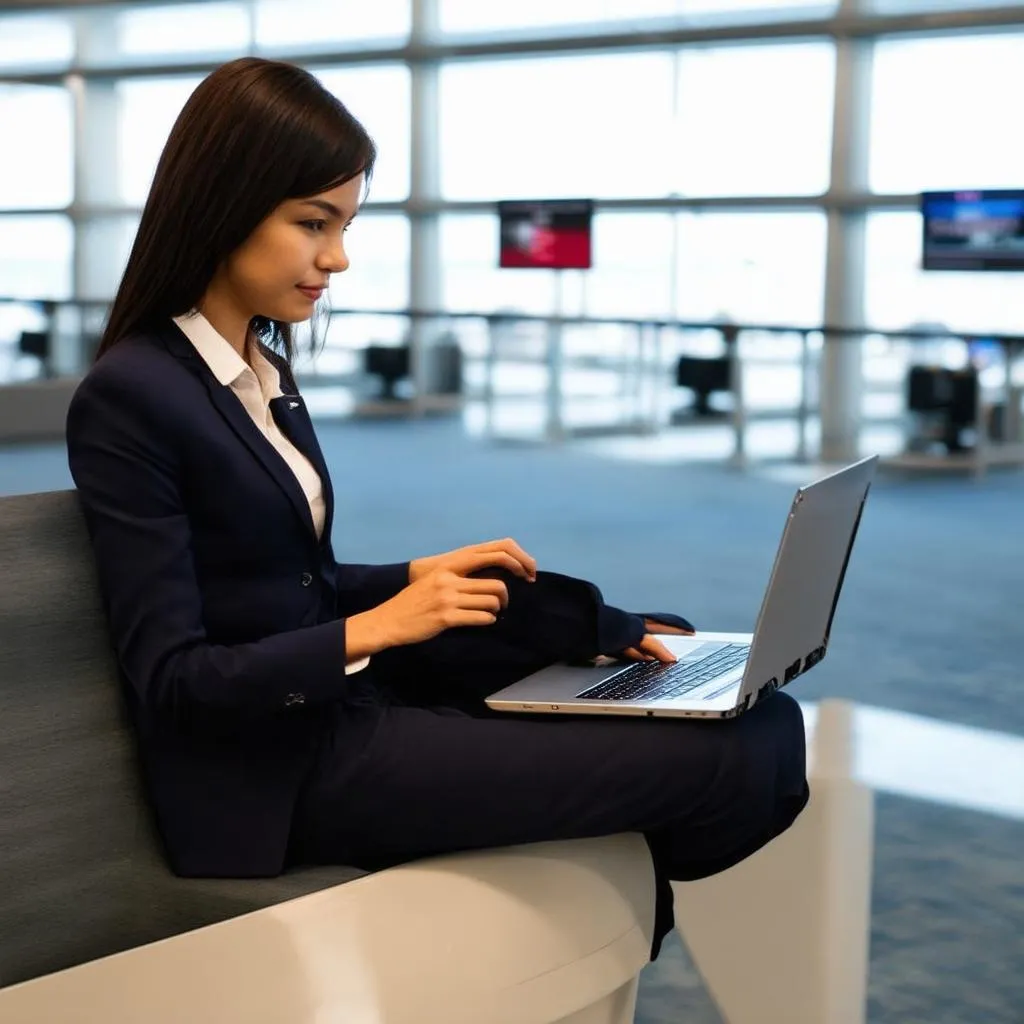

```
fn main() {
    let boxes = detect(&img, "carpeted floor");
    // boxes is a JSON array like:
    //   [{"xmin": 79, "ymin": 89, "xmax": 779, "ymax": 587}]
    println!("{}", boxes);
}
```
[{"xmin": 2, "ymin": 415, "xmax": 1022, "ymax": 1021}]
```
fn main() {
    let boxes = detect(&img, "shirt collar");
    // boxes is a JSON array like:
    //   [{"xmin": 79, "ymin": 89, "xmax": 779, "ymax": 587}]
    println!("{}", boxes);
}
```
[
  {"xmin": 172, "ymin": 311, "xmax": 283, "ymax": 400},
  {"xmin": 173, "ymin": 311, "xmax": 249, "ymax": 387}
]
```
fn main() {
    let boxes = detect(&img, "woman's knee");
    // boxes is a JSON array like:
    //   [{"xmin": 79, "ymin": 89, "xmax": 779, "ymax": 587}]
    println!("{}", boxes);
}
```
[
  {"xmin": 749, "ymin": 689, "xmax": 805, "ymax": 736},
  {"xmin": 719, "ymin": 693, "xmax": 809, "ymax": 825},
  {"xmin": 742, "ymin": 691, "xmax": 807, "ymax": 777},
  {"xmin": 664, "ymin": 695, "xmax": 809, "ymax": 874}
]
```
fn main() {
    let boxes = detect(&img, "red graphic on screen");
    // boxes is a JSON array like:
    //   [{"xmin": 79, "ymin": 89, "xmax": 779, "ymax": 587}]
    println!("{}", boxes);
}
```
[{"xmin": 498, "ymin": 200, "xmax": 593, "ymax": 270}]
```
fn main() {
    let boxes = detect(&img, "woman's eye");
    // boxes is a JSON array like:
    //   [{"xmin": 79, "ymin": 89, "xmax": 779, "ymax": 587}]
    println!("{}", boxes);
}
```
[{"xmin": 301, "ymin": 219, "xmax": 327, "ymax": 232}]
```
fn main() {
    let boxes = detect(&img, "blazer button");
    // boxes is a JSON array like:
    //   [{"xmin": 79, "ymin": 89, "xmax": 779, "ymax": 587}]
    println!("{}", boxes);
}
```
[
  {"xmin": 284, "ymin": 693, "xmax": 306, "ymax": 707},
  {"xmin": 300, "ymin": 572, "xmax": 313, "ymax": 587}
]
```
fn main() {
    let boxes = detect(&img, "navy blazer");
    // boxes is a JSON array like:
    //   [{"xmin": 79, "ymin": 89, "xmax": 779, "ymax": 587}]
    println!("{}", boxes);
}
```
[{"xmin": 66, "ymin": 322, "xmax": 409, "ymax": 877}]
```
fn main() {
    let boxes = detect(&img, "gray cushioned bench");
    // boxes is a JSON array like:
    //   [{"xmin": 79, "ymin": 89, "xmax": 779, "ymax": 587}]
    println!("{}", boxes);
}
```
[
  {"xmin": 0, "ymin": 490, "xmax": 657, "ymax": 1024},
  {"xmin": 0, "ymin": 489, "xmax": 364, "ymax": 987}
]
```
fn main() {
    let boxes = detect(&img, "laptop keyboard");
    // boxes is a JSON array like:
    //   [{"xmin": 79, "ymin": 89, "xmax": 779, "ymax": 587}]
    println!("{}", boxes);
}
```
[{"xmin": 575, "ymin": 642, "xmax": 750, "ymax": 702}]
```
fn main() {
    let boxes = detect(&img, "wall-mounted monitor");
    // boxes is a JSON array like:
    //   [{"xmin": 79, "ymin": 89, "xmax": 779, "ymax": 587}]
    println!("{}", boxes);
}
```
[
  {"xmin": 498, "ymin": 199, "xmax": 594, "ymax": 270},
  {"xmin": 921, "ymin": 190, "xmax": 1024, "ymax": 271}
]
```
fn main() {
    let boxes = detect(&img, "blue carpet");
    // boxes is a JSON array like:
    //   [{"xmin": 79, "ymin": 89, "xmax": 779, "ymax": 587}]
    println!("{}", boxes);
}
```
[{"xmin": 2, "ymin": 416, "xmax": 1022, "ymax": 1021}]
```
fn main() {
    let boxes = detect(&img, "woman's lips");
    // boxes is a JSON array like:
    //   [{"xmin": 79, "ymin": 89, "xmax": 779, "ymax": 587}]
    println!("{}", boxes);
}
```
[{"xmin": 297, "ymin": 286, "xmax": 324, "ymax": 301}]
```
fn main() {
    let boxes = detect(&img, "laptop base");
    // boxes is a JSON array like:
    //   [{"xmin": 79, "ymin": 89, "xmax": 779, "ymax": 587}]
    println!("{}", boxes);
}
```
[{"xmin": 485, "ymin": 631, "xmax": 753, "ymax": 719}]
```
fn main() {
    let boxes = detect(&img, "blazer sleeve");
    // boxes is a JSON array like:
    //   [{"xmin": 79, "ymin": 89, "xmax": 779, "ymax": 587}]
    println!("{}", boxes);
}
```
[
  {"xmin": 67, "ymin": 366, "xmax": 355, "ymax": 724},
  {"xmin": 334, "ymin": 562, "xmax": 409, "ymax": 617}
]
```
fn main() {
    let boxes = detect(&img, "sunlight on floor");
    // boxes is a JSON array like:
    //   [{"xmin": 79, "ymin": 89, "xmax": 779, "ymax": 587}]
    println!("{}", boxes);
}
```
[{"xmin": 802, "ymin": 700, "xmax": 1024, "ymax": 821}]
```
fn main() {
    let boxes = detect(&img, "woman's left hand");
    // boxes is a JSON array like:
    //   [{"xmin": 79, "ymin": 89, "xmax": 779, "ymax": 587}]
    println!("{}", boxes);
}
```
[
  {"xmin": 619, "ymin": 618, "xmax": 694, "ymax": 664},
  {"xmin": 620, "ymin": 633, "xmax": 677, "ymax": 664}
]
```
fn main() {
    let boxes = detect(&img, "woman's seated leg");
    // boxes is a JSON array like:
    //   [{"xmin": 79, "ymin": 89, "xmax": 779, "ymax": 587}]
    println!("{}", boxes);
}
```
[{"xmin": 289, "ymin": 691, "xmax": 808, "ymax": 958}]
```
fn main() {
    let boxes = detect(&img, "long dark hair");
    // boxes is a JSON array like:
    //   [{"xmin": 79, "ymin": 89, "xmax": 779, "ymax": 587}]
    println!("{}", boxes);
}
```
[{"xmin": 96, "ymin": 57, "xmax": 375, "ymax": 364}]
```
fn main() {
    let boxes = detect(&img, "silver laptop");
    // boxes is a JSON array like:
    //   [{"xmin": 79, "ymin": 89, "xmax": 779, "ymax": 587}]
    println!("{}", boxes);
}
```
[{"xmin": 486, "ymin": 456, "xmax": 877, "ymax": 720}]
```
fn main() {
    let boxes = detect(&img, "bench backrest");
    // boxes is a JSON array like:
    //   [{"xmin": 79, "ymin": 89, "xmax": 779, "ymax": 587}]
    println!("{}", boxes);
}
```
[{"xmin": 0, "ymin": 489, "xmax": 169, "ymax": 985}]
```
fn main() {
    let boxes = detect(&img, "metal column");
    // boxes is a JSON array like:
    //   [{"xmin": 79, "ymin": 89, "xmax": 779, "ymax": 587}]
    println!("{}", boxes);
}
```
[
  {"xmin": 408, "ymin": 0, "xmax": 442, "ymax": 414},
  {"xmin": 820, "ymin": 0, "xmax": 872, "ymax": 463}
]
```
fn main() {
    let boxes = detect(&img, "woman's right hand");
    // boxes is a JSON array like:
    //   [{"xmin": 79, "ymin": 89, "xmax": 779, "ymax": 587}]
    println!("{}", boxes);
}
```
[{"xmin": 344, "ymin": 569, "xmax": 509, "ymax": 660}]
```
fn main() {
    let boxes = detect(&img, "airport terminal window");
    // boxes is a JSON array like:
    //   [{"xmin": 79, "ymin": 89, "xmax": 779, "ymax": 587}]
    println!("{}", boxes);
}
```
[
  {"xmin": 0, "ymin": 13, "xmax": 74, "ymax": 70},
  {"xmin": 440, "ymin": 212, "xmax": 675, "ymax": 372},
  {"xmin": 864, "ymin": 212, "xmax": 1024, "ymax": 337},
  {"xmin": 255, "ymin": 0, "xmax": 411, "ymax": 50},
  {"xmin": 869, "ymin": 34, "xmax": 1024, "ymax": 194},
  {"xmin": 675, "ymin": 211, "xmax": 827, "ymax": 327},
  {"xmin": 327, "ymin": 214, "xmax": 410, "ymax": 313},
  {"xmin": 439, "ymin": 54, "xmax": 676, "ymax": 201},
  {"xmin": 441, "ymin": 0, "xmax": 686, "ymax": 34},
  {"xmin": 0, "ymin": 86, "xmax": 73, "ymax": 211},
  {"xmin": 439, "ymin": 0, "xmax": 837, "ymax": 35},
  {"xmin": 672, "ymin": 0, "xmax": 837, "ymax": 15},
  {"xmin": 439, "ymin": 44, "xmax": 832, "ymax": 202},
  {"xmin": 674, "ymin": 42, "xmax": 835, "ymax": 197},
  {"xmin": 870, "ymin": 0, "xmax": 1005, "ymax": 11},
  {"xmin": 441, "ymin": 214, "xmax": 562, "ymax": 315},
  {"xmin": 76, "ymin": 216, "xmax": 140, "ymax": 301},
  {"xmin": 312, "ymin": 66, "xmax": 411, "ymax": 203},
  {"xmin": 81, "ymin": 3, "xmax": 250, "ymax": 65},
  {"xmin": 585, "ymin": 214, "xmax": 675, "ymax": 320},
  {"xmin": 439, "ymin": 211, "xmax": 825, "ymax": 324},
  {"xmin": 116, "ymin": 77, "xmax": 203, "ymax": 206},
  {"xmin": 0, "ymin": 216, "xmax": 73, "ymax": 301}
]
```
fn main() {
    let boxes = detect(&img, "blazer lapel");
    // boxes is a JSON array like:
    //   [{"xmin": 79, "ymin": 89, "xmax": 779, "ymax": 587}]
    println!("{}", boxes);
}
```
[
  {"xmin": 203, "ymin": 380, "xmax": 318, "ymax": 539},
  {"xmin": 269, "ymin": 393, "xmax": 335, "ymax": 541},
  {"xmin": 158, "ymin": 320, "xmax": 327, "ymax": 541}
]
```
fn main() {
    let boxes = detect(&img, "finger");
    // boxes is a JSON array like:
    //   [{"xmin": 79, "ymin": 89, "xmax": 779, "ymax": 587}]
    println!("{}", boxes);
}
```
[
  {"xmin": 638, "ymin": 635, "xmax": 677, "ymax": 663},
  {"xmin": 459, "ymin": 577, "xmax": 510, "ymax": 608},
  {"xmin": 457, "ymin": 593, "xmax": 504, "ymax": 615},
  {"xmin": 455, "ymin": 550, "xmax": 531, "ymax": 581},
  {"xmin": 621, "ymin": 647, "xmax": 656, "ymax": 661},
  {"xmin": 474, "ymin": 539, "xmax": 538, "ymax": 580},
  {"xmin": 493, "ymin": 538, "xmax": 538, "ymax": 580},
  {"xmin": 449, "ymin": 610, "xmax": 498, "ymax": 628}
]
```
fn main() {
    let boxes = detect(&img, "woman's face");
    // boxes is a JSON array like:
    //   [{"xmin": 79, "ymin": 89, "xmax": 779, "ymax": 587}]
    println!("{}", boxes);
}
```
[{"xmin": 216, "ymin": 174, "xmax": 364, "ymax": 324}]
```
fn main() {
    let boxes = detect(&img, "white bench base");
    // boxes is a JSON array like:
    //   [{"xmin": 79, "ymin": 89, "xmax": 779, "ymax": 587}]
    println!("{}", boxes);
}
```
[
  {"xmin": 675, "ymin": 699, "xmax": 874, "ymax": 1024},
  {"xmin": 0, "ymin": 834, "xmax": 654, "ymax": 1024}
]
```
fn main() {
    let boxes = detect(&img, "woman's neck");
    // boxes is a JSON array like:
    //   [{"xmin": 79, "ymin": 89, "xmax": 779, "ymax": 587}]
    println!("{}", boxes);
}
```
[{"xmin": 197, "ymin": 289, "xmax": 251, "ymax": 359}]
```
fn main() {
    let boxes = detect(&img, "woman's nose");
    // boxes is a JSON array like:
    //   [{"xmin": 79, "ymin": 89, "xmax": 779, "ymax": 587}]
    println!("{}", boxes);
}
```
[{"xmin": 319, "ymin": 238, "xmax": 349, "ymax": 274}]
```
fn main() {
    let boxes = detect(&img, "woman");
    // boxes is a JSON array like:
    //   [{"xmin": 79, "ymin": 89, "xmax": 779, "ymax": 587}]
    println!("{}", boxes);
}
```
[{"xmin": 67, "ymin": 57, "xmax": 808, "ymax": 956}]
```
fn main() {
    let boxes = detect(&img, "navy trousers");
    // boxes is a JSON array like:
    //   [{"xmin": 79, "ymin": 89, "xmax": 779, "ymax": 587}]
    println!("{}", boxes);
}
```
[{"xmin": 287, "ymin": 681, "xmax": 809, "ymax": 959}]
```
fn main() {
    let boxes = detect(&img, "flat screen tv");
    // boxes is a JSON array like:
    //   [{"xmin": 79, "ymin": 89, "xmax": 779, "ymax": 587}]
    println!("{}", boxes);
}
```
[
  {"xmin": 498, "ymin": 199, "xmax": 593, "ymax": 270},
  {"xmin": 921, "ymin": 190, "xmax": 1024, "ymax": 271}
]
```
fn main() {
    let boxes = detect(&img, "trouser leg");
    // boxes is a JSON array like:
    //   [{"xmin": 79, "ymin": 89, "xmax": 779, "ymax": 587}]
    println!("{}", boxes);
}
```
[{"xmin": 289, "ymin": 692, "xmax": 808, "ymax": 957}]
